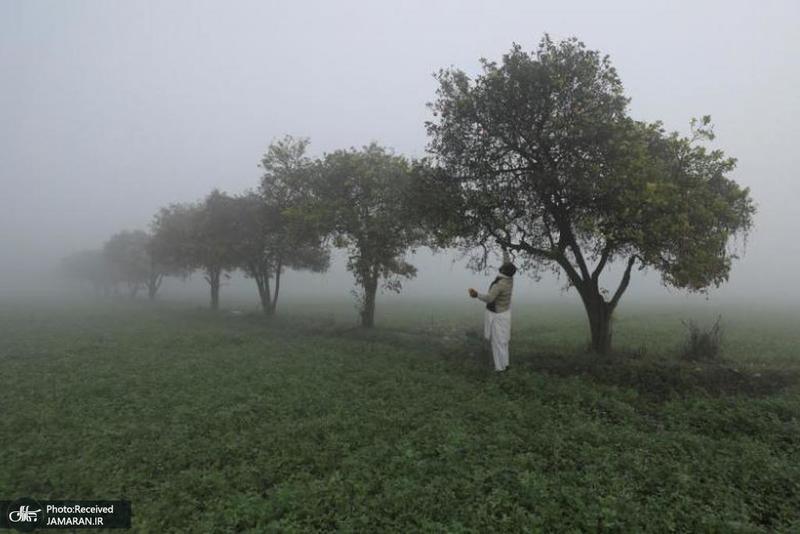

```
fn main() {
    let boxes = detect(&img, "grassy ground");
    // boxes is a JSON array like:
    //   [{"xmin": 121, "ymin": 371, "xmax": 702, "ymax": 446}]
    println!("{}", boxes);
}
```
[{"xmin": 1, "ymin": 297, "xmax": 798, "ymax": 532}]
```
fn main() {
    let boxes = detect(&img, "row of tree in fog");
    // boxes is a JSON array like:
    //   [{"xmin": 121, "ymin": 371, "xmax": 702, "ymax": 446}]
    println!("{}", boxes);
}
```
[
  {"xmin": 61, "ymin": 138, "xmax": 424, "ymax": 328},
  {"xmin": 60, "ymin": 36, "xmax": 755, "ymax": 353}
]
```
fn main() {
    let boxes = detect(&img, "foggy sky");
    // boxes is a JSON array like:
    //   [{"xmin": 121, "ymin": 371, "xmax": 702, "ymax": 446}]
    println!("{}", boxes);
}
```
[{"xmin": 1, "ymin": 0, "xmax": 798, "ymax": 305}]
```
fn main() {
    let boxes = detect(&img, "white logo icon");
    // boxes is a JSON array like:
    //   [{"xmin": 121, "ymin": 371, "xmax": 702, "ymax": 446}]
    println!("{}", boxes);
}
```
[{"xmin": 8, "ymin": 505, "xmax": 41, "ymax": 523}]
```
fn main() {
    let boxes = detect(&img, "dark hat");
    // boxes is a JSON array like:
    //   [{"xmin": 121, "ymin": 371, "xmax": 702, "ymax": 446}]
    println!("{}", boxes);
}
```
[{"xmin": 499, "ymin": 262, "xmax": 517, "ymax": 277}]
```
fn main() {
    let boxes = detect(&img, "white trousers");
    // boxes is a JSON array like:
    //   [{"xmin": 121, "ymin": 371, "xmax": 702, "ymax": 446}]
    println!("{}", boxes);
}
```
[{"xmin": 484, "ymin": 309, "xmax": 511, "ymax": 371}]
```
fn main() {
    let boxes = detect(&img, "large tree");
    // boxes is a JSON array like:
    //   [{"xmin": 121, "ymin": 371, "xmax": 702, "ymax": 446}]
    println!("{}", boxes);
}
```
[
  {"xmin": 316, "ymin": 143, "xmax": 426, "ymax": 328},
  {"xmin": 424, "ymin": 36, "xmax": 755, "ymax": 353}
]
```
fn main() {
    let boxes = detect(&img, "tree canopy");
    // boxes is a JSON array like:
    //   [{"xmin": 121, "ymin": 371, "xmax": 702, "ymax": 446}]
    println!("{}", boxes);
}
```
[
  {"xmin": 424, "ymin": 35, "xmax": 755, "ymax": 352},
  {"xmin": 315, "ymin": 143, "xmax": 426, "ymax": 327}
]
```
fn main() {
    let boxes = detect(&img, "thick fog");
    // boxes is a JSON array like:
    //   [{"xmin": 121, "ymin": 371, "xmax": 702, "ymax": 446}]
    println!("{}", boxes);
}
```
[{"xmin": 1, "ymin": 0, "xmax": 798, "ymax": 307}]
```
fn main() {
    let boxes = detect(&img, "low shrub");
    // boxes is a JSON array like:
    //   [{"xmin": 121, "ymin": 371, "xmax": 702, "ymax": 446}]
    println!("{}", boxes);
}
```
[{"xmin": 681, "ymin": 315, "xmax": 724, "ymax": 362}]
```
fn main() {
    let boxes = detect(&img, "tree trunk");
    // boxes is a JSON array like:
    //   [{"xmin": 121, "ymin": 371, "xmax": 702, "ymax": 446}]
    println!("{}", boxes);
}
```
[
  {"xmin": 148, "ymin": 263, "xmax": 162, "ymax": 300},
  {"xmin": 361, "ymin": 276, "xmax": 378, "ymax": 328},
  {"xmin": 210, "ymin": 281, "xmax": 220, "ymax": 311},
  {"xmin": 588, "ymin": 304, "xmax": 612, "ymax": 355},
  {"xmin": 550, "ymin": 247, "xmax": 636, "ymax": 356},
  {"xmin": 207, "ymin": 268, "xmax": 221, "ymax": 311},
  {"xmin": 147, "ymin": 274, "xmax": 162, "ymax": 300},
  {"xmin": 255, "ymin": 271, "xmax": 273, "ymax": 316},
  {"xmin": 270, "ymin": 258, "xmax": 282, "ymax": 315},
  {"xmin": 581, "ymin": 290, "xmax": 613, "ymax": 355}
]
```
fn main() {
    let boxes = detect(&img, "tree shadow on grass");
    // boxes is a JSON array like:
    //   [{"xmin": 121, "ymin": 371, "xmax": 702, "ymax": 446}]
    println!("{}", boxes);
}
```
[
  {"xmin": 226, "ymin": 312, "xmax": 799, "ymax": 402},
  {"xmin": 510, "ymin": 350, "xmax": 799, "ymax": 401},
  {"xmin": 432, "ymin": 327, "xmax": 799, "ymax": 401}
]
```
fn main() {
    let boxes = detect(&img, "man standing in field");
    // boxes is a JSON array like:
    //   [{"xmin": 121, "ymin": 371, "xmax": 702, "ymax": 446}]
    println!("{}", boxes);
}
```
[{"xmin": 468, "ymin": 251, "xmax": 516, "ymax": 372}]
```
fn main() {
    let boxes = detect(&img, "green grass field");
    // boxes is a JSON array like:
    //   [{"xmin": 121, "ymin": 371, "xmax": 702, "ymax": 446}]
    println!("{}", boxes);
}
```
[{"xmin": 1, "ymin": 298, "xmax": 798, "ymax": 532}]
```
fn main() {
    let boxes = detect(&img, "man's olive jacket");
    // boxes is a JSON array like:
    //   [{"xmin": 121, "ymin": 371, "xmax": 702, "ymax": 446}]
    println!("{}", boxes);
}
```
[{"xmin": 477, "ymin": 273, "xmax": 513, "ymax": 313}]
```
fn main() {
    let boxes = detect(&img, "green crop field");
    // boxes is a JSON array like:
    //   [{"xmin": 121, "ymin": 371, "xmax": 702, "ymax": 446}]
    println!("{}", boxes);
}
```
[{"xmin": 1, "ymin": 298, "xmax": 798, "ymax": 532}]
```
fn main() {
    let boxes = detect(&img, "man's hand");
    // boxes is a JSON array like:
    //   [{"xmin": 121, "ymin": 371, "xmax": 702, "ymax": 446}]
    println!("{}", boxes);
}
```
[{"xmin": 468, "ymin": 288, "xmax": 478, "ymax": 298}]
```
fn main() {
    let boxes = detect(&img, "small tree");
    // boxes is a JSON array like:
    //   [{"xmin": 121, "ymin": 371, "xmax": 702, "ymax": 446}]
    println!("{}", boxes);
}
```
[
  {"xmin": 195, "ymin": 190, "xmax": 239, "ymax": 310},
  {"xmin": 425, "ymin": 36, "xmax": 755, "ymax": 353},
  {"xmin": 681, "ymin": 316, "xmax": 724, "ymax": 362},
  {"xmin": 150, "ymin": 202, "xmax": 197, "ymax": 298},
  {"xmin": 60, "ymin": 249, "xmax": 117, "ymax": 296},
  {"xmin": 103, "ymin": 230, "xmax": 151, "ymax": 298},
  {"xmin": 104, "ymin": 229, "xmax": 180, "ymax": 300},
  {"xmin": 230, "ymin": 191, "xmax": 329, "ymax": 315},
  {"xmin": 151, "ymin": 192, "xmax": 238, "ymax": 310},
  {"xmin": 234, "ymin": 135, "xmax": 332, "ymax": 315},
  {"xmin": 316, "ymin": 143, "xmax": 425, "ymax": 328}
]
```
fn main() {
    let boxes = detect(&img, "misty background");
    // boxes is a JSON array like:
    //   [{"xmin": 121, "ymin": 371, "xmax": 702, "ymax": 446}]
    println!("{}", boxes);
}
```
[{"xmin": 1, "ymin": 0, "xmax": 798, "ymax": 310}]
